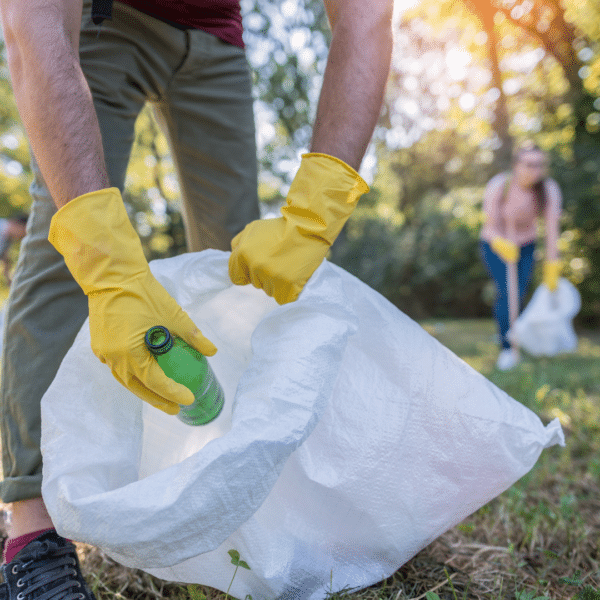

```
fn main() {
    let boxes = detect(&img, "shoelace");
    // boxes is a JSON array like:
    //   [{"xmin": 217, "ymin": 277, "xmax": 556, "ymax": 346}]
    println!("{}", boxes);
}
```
[{"xmin": 10, "ymin": 541, "xmax": 85, "ymax": 600}]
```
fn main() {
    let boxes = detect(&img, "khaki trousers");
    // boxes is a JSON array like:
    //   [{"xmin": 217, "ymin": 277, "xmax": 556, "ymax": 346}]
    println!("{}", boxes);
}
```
[{"xmin": 0, "ymin": 0, "xmax": 259, "ymax": 502}]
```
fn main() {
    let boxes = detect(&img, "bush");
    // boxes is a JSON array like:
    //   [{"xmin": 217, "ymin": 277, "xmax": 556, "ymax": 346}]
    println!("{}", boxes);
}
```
[
  {"xmin": 330, "ymin": 185, "xmax": 597, "ymax": 326},
  {"xmin": 330, "ymin": 190, "xmax": 492, "ymax": 320}
]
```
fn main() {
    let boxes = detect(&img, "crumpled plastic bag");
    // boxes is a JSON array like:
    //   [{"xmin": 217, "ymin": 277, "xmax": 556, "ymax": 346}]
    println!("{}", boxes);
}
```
[
  {"xmin": 508, "ymin": 278, "xmax": 581, "ymax": 356},
  {"xmin": 41, "ymin": 250, "xmax": 564, "ymax": 600}
]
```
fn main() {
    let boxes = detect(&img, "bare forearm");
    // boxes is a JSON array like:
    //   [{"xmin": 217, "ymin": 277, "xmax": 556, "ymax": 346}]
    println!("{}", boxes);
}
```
[
  {"xmin": 544, "ymin": 181, "xmax": 562, "ymax": 262},
  {"xmin": 2, "ymin": 5, "xmax": 109, "ymax": 208},
  {"xmin": 311, "ymin": 3, "xmax": 393, "ymax": 171}
]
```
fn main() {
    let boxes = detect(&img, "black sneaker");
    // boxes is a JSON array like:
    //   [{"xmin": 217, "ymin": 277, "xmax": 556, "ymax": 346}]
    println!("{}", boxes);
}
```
[{"xmin": 0, "ymin": 530, "xmax": 96, "ymax": 600}]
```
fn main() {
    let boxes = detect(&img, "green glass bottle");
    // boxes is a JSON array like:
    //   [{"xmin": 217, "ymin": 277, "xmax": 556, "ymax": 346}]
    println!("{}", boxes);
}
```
[{"xmin": 145, "ymin": 325, "xmax": 224, "ymax": 425}]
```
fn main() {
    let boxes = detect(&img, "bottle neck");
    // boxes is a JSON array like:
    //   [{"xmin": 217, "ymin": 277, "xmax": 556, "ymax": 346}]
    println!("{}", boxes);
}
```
[{"xmin": 145, "ymin": 326, "xmax": 173, "ymax": 355}]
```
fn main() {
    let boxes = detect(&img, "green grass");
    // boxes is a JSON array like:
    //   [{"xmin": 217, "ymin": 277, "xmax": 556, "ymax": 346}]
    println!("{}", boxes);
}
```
[
  {"xmin": 413, "ymin": 319, "xmax": 600, "ymax": 600},
  {"xmin": 2, "ymin": 318, "xmax": 599, "ymax": 600}
]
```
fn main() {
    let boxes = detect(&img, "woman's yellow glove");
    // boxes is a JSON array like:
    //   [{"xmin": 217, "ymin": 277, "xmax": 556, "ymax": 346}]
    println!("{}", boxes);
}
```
[
  {"xmin": 491, "ymin": 236, "xmax": 520, "ymax": 264},
  {"xmin": 543, "ymin": 260, "xmax": 561, "ymax": 292},
  {"xmin": 228, "ymin": 153, "xmax": 368, "ymax": 304},
  {"xmin": 49, "ymin": 188, "xmax": 216, "ymax": 415}
]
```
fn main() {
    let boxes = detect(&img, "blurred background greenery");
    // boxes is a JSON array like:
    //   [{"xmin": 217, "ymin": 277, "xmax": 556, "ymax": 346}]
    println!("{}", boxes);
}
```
[{"xmin": 0, "ymin": 0, "xmax": 598, "ymax": 326}]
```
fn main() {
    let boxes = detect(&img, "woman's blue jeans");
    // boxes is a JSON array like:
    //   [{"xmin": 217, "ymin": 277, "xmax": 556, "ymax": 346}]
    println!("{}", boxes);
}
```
[{"xmin": 479, "ymin": 240, "xmax": 536, "ymax": 350}]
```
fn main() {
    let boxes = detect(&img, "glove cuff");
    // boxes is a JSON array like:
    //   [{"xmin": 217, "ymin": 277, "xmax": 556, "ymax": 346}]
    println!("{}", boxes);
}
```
[
  {"xmin": 300, "ymin": 153, "xmax": 369, "ymax": 202},
  {"xmin": 49, "ymin": 187, "xmax": 148, "ymax": 294},
  {"xmin": 282, "ymin": 154, "xmax": 369, "ymax": 245}
]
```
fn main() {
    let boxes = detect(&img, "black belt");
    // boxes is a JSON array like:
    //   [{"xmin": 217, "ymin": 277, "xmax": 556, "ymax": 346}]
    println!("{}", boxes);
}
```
[{"xmin": 91, "ymin": 0, "xmax": 113, "ymax": 24}]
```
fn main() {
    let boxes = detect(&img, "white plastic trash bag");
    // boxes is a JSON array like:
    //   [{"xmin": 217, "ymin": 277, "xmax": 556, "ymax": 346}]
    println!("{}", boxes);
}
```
[
  {"xmin": 41, "ymin": 250, "xmax": 564, "ymax": 600},
  {"xmin": 508, "ymin": 278, "xmax": 581, "ymax": 356}
]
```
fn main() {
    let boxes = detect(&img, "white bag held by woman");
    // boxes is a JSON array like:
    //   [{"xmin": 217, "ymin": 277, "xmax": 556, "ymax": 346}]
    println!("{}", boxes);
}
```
[
  {"xmin": 508, "ymin": 278, "xmax": 581, "ymax": 356},
  {"xmin": 41, "ymin": 250, "xmax": 563, "ymax": 600}
]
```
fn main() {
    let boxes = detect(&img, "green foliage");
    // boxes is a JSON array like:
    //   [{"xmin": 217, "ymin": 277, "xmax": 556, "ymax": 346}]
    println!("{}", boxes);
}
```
[
  {"xmin": 331, "ymin": 186, "xmax": 491, "ymax": 320},
  {"xmin": 228, "ymin": 549, "xmax": 250, "ymax": 572},
  {"xmin": 124, "ymin": 105, "xmax": 188, "ymax": 261},
  {"xmin": 386, "ymin": 0, "xmax": 600, "ymax": 325},
  {"xmin": 552, "ymin": 148, "xmax": 600, "ymax": 326},
  {"xmin": 514, "ymin": 590, "xmax": 550, "ymax": 600},
  {"xmin": 560, "ymin": 571, "xmax": 586, "ymax": 586},
  {"xmin": 557, "ymin": 571, "xmax": 600, "ymax": 600},
  {"xmin": 225, "ymin": 549, "xmax": 251, "ymax": 600},
  {"xmin": 577, "ymin": 588, "xmax": 600, "ymax": 600},
  {"xmin": 0, "ymin": 41, "xmax": 33, "ymax": 220},
  {"xmin": 187, "ymin": 584, "xmax": 207, "ymax": 600},
  {"xmin": 242, "ymin": 0, "xmax": 330, "ymax": 188}
]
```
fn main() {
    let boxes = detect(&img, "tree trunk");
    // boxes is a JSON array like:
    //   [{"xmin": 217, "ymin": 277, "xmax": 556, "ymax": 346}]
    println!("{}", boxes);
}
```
[{"xmin": 464, "ymin": 0, "xmax": 513, "ymax": 171}]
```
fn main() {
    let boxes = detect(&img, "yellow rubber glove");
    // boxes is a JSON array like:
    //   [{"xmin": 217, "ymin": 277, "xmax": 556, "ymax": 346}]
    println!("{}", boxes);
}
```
[
  {"xmin": 49, "ymin": 188, "xmax": 216, "ymax": 415},
  {"xmin": 229, "ymin": 153, "xmax": 369, "ymax": 304},
  {"xmin": 543, "ymin": 260, "xmax": 561, "ymax": 292},
  {"xmin": 491, "ymin": 236, "xmax": 520, "ymax": 264}
]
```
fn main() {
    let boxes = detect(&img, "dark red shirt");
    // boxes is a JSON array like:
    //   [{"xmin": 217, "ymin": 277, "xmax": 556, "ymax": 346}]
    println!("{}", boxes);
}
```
[{"xmin": 115, "ymin": 0, "xmax": 244, "ymax": 48}]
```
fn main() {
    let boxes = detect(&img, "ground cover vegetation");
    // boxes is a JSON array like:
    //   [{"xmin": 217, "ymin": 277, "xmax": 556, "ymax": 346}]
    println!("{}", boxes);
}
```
[{"xmin": 1, "ymin": 319, "xmax": 596, "ymax": 600}]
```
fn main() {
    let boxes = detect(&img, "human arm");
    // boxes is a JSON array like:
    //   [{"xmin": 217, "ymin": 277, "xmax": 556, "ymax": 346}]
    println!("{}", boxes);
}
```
[
  {"xmin": 48, "ymin": 189, "xmax": 217, "ymax": 414},
  {"xmin": 310, "ymin": 0, "xmax": 394, "ymax": 170},
  {"xmin": 229, "ymin": 0, "xmax": 394, "ymax": 303},
  {"xmin": 543, "ymin": 179, "xmax": 562, "ymax": 262},
  {"xmin": 0, "ymin": 1, "xmax": 216, "ymax": 414},
  {"xmin": 542, "ymin": 178, "xmax": 562, "ymax": 290},
  {"xmin": 0, "ymin": 0, "xmax": 109, "ymax": 206}
]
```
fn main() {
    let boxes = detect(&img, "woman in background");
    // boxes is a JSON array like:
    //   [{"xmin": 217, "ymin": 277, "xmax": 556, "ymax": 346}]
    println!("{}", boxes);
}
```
[{"xmin": 479, "ymin": 141, "xmax": 563, "ymax": 370}]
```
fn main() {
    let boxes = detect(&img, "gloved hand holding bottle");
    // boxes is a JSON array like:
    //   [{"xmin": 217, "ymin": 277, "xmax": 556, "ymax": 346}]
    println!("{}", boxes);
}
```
[
  {"xmin": 49, "ymin": 188, "xmax": 217, "ymax": 415},
  {"xmin": 228, "ymin": 153, "xmax": 369, "ymax": 304}
]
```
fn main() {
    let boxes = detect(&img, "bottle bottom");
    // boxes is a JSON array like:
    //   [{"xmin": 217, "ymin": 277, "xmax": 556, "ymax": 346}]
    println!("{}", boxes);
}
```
[{"xmin": 177, "ymin": 387, "xmax": 225, "ymax": 426}]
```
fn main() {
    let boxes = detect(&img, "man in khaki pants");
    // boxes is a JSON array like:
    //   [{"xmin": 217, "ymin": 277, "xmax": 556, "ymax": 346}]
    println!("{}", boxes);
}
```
[{"xmin": 0, "ymin": 0, "xmax": 394, "ymax": 597}]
